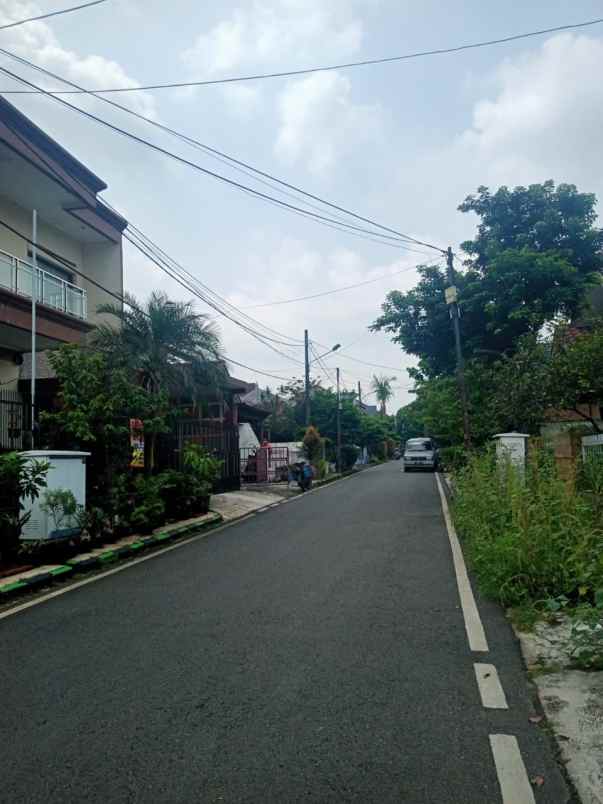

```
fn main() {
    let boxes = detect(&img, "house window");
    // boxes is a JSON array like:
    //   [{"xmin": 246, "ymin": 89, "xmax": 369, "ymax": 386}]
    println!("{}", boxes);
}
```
[{"xmin": 28, "ymin": 251, "xmax": 74, "ymax": 285}]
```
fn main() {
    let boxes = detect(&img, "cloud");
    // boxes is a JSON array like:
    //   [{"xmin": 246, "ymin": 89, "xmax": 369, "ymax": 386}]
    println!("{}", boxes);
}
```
[
  {"xmin": 0, "ymin": 0, "xmax": 157, "ymax": 119},
  {"xmin": 182, "ymin": 0, "xmax": 363, "ymax": 75},
  {"xmin": 460, "ymin": 33, "xmax": 603, "ymax": 189},
  {"xmin": 274, "ymin": 72, "xmax": 383, "ymax": 174},
  {"xmin": 180, "ymin": 0, "xmax": 363, "ymax": 114}
]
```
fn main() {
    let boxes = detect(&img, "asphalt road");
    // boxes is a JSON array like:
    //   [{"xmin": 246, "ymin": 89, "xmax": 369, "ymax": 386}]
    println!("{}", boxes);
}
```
[{"xmin": 1, "ymin": 463, "xmax": 570, "ymax": 803}]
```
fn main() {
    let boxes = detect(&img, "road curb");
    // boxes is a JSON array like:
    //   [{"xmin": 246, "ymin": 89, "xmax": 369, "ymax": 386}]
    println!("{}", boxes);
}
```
[{"xmin": 0, "ymin": 513, "xmax": 223, "ymax": 602}]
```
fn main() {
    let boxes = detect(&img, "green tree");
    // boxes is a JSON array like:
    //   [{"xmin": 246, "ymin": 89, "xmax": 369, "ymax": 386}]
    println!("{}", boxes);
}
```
[
  {"xmin": 95, "ymin": 291, "xmax": 225, "ymax": 399},
  {"xmin": 95, "ymin": 291, "xmax": 225, "ymax": 469},
  {"xmin": 44, "ymin": 345, "xmax": 166, "ymax": 507},
  {"xmin": 372, "ymin": 182, "xmax": 602, "ymax": 377}
]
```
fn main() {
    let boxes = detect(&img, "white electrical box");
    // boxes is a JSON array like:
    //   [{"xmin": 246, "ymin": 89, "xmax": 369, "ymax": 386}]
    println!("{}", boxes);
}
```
[{"xmin": 20, "ymin": 451, "xmax": 90, "ymax": 542}]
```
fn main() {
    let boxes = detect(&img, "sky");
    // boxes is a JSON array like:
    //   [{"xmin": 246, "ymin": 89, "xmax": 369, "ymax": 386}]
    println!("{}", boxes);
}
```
[{"xmin": 1, "ymin": 0, "xmax": 603, "ymax": 412}]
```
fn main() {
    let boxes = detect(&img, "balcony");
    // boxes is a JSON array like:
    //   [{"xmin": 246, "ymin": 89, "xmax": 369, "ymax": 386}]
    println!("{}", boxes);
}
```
[{"xmin": 0, "ymin": 249, "xmax": 87, "ymax": 320}]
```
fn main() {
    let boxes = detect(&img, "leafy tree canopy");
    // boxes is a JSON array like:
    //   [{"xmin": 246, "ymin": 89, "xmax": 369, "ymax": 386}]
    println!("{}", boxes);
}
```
[{"xmin": 372, "ymin": 182, "xmax": 602, "ymax": 377}]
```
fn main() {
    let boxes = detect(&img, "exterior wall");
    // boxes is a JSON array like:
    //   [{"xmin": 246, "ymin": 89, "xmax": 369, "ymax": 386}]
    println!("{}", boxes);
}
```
[
  {"xmin": 82, "ymin": 240, "xmax": 123, "ymax": 327},
  {"xmin": 0, "ymin": 196, "xmax": 83, "ymax": 273}
]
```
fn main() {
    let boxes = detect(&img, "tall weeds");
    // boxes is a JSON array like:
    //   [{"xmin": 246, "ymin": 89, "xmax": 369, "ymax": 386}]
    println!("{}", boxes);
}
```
[{"xmin": 453, "ymin": 448, "xmax": 603, "ymax": 606}]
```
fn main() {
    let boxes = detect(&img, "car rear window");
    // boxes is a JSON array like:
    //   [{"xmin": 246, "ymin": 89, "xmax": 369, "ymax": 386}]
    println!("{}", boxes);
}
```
[{"xmin": 406, "ymin": 439, "xmax": 432, "ymax": 451}]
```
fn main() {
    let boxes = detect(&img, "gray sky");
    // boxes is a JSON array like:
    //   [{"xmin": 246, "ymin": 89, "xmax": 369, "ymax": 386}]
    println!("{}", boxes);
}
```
[{"xmin": 2, "ymin": 0, "xmax": 603, "ymax": 411}]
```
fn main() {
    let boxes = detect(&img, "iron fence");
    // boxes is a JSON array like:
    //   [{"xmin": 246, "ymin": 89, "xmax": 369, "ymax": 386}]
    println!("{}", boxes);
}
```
[
  {"xmin": 0, "ymin": 388, "xmax": 30, "ymax": 452},
  {"xmin": 174, "ymin": 419, "xmax": 240, "ymax": 492}
]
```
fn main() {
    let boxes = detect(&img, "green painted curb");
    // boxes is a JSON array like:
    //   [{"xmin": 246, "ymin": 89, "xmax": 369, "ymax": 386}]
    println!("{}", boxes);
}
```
[
  {"xmin": 154, "ymin": 533, "xmax": 172, "ymax": 542},
  {"xmin": 98, "ymin": 551, "xmax": 117, "ymax": 563},
  {"xmin": 130, "ymin": 541, "xmax": 145, "ymax": 551},
  {"xmin": 50, "ymin": 565, "xmax": 73, "ymax": 577},
  {"xmin": 0, "ymin": 580, "xmax": 29, "ymax": 594}
]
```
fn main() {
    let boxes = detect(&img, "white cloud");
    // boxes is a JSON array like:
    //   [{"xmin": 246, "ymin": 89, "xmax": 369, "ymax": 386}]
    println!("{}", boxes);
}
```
[
  {"xmin": 180, "ymin": 0, "xmax": 363, "ymax": 114},
  {"xmin": 274, "ymin": 72, "xmax": 383, "ymax": 174},
  {"xmin": 460, "ymin": 34, "xmax": 603, "ymax": 189},
  {"xmin": 0, "ymin": 0, "xmax": 157, "ymax": 119},
  {"xmin": 182, "ymin": 0, "xmax": 363, "ymax": 75}
]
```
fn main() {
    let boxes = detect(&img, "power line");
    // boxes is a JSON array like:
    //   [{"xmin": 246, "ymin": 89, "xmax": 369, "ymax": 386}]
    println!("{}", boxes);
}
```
[
  {"xmin": 0, "ymin": 215, "xmax": 302, "ymax": 383},
  {"xmin": 1, "ymin": 111, "xmax": 310, "ymax": 359},
  {"xmin": 0, "ymin": 0, "xmax": 108, "ymax": 31},
  {"xmin": 0, "ymin": 47, "xmax": 442, "ymax": 253},
  {"xmin": 123, "ymin": 229, "xmax": 305, "ymax": 365},
  {"xmin": 0, "ymin": 65, "xmax": 440, "ymax": 254},
  {"xmin": 2, "ymin": 16, "xmax": 601, "ymax": 91},
  {"xmin": 245, "ymin": 261, "xmax": 442, "ymax": 309}
]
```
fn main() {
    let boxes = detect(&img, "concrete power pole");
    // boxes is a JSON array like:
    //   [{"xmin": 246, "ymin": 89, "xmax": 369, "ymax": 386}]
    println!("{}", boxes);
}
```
[
  {"xmin": 336, "ymin": 367, "xmax": 342, "ymax": 473},
  {"xmin": 304, "ymin": 329, "xmax": 310, "ymax": 427},
  {"xmin": 445, "ymin": 247, "xmax": 471, "ymax": 449},
  {"xmin": 357, "ymin": 381, "xmax": 362, "ymax": 406}
]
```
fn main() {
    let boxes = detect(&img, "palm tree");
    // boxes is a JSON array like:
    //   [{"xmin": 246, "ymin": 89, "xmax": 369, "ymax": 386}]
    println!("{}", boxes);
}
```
[
  {"xmin": 95, "ymin": 291, "xmax": 225, "ymax": 398},
  {"xmin": 94, "ymin": 291, "xmax": 226, "ymax": 469},
  {"xmin": 371, "ymin": 374, "xmax": 395, "ymax": 416}
]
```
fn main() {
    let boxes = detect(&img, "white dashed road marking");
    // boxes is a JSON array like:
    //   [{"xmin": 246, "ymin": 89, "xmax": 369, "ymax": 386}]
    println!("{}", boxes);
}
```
[
  {"xmin": 435, "ymin": 473, "xmax": 489, "ymax": 652},
  {"xmin": 489, "ymin": 734, "xmax": 536, "ymax": 804},
  {"xmin": 474, "ymin": 663, "xmax": 509, "ymax": 709}
]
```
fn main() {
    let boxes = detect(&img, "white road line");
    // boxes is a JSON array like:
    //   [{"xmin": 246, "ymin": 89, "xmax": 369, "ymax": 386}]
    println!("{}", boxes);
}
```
[
  {"xmin": 474, "ymin": 663, "xmax": 508, "ymax": 709},
  {"xmin": 435, "ymin": 473, "xmax": 489, "ymax": 652},
  {"xmin": 0, "ymin": 514, "xmax": 257, "ymax": 623},
  {"xmin": 489, "ymin": 734, "xmax": 536, "ymax": 804}
]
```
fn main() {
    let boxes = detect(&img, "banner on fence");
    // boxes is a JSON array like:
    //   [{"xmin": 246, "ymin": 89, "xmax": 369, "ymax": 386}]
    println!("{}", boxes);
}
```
[{"xmin": 130, "ymin": 418, "xmax": 144, "ymax": 469}]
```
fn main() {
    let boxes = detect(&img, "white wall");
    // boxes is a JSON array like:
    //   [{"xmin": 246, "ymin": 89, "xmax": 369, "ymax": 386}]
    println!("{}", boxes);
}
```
[
  {"xmin": 82, "ymin": 240, "xmax": 123, "ymax": 327},
  {"xmin": 0, "ymin": 197, "xmax": 83, "ymax": 270}
]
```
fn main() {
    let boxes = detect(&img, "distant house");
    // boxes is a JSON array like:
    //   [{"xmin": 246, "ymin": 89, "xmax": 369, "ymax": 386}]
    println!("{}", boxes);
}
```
[{"xmin": 357, "ymin": 400, "xmax": 378, "ymax": 417}]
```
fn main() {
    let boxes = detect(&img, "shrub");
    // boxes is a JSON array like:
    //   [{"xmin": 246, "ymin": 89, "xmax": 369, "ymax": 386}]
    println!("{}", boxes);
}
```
[
  {"xmin": 439, "ymin": 446, "xmax": 469, "ymax": 473},
  {"xmin": 315, "ymin": 459, "xmax": 328, "ymax": 480},
  {"xmin": 131, "ymin": 475, "xmax": 166, "ymax": 534},
  {"xmin": 340, "ymin": 444, "xmax": 359, "ymax": 470},
  {"xmin": 183, "ymin": 443, "xmax": 222, "ymax": 512},
  {"xmin": 453, "ymin": 447, "xmax": 603, "ymax": 607},
  {"xmin": 0, "ymin": 452, "xmax": 49, "ymax": 560},
  {"xmin": 303, "ymin": 426, "xmax": 323, "ymax": 465}
]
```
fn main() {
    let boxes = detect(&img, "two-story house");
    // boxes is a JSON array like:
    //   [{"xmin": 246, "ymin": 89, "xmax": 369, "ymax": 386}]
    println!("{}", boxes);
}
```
[{"xmin": 0, "ymin": 97, "xmax": 126, "ymax": 447}]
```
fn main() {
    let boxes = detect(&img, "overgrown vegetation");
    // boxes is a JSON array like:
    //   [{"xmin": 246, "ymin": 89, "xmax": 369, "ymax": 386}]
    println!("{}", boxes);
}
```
[
  {"xmin": 454, "ymin": 449, "xmax": 603, "ymax": 607},
  {"xmin": 0, "ymin": 452, "xmax": 49, "ymax": 560}
]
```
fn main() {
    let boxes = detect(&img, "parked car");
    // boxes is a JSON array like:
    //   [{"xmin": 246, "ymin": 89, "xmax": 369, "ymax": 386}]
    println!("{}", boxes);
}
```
[{"xmin": 402, "ymin": 438, "xmax": 439, "ymax": 472}]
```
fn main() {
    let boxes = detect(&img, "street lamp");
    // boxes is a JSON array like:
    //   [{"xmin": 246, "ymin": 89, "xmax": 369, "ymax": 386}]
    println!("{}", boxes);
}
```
[{"xmin": 304, "ymin": 332, "xmax": 340, "ymax": 426}]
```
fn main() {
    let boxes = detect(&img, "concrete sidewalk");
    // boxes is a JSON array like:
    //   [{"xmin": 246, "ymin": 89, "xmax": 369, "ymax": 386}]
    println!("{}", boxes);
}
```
[{"xmin": 210, "ymin": 488, "xmax": 291, "ymax": 521}]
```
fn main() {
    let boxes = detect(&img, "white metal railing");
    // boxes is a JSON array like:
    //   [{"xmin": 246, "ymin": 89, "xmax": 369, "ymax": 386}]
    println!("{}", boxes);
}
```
[{"xmin": 0, "ymin": 249, "xmax": 87, "ymax": 320}]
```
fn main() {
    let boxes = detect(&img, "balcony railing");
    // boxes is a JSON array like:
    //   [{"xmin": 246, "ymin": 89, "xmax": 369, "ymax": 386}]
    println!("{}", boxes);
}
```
[{"xmin": 0, "ymin": 249, "xmax": 87, "ymax": 320}]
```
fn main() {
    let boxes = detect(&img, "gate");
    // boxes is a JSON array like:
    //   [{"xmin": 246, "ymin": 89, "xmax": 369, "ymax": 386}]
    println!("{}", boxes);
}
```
[
  {"xmin": 241, "ymin": 445, "xmax": 290, "ymax": 484},
  {"xmin": 0, "ymin": 389, "xmax": 30, "ymax": 451},
  {"xmin": 175, "ymin": 419, "xmax": 240, "ymax": 492}
]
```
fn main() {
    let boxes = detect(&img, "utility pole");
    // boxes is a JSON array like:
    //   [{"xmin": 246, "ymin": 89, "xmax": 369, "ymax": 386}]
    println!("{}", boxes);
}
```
[
  {"xmin": 357, "ymin": 381, "xmax": 362, "ymax": 406},
  {"xmin": 336, "ymin": 367, "xmax": 342, "ymax": 473},
  {"xmin": 445, "ymin": 246, "xmax": 471, "ymax": 449},
  {"xmin": 31, "ymin": 209, "xmax": 37, "ymax": 449},
  {"xmin": 304, "ymin": 328, "xmax": 310, "ymax": 427}
]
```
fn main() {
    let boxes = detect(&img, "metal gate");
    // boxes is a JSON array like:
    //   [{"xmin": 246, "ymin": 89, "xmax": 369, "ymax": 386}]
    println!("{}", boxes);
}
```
[
  {"xmin": 0, "ymin": 389, "xmax": 30, "ymax": 451},
  {"xmin": 241, "ymin": 445, "xmax": 290, "ymax": 484},
  {"xmin": 175, "ymin": 419, "xmax": 240, "ymax": 492}
]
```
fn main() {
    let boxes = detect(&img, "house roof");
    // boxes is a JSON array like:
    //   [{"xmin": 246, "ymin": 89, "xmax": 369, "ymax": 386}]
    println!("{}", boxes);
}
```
[{"xmin": 0, "ymin": 96, "xmax": 107, "ymax": 194}]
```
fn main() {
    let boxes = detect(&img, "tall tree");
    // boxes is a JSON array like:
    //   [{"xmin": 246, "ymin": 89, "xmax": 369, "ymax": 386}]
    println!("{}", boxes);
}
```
[
  {"xmin": 371, "ymin": 375, "xmax": 394, "ymax": 415},
  {"xmin": 372, "ymin": 182, "xmax": 602, "ymax": 377},
  {"xmin": 94, "ymin": 291, "xmax": 225, "ymax": 469}
]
